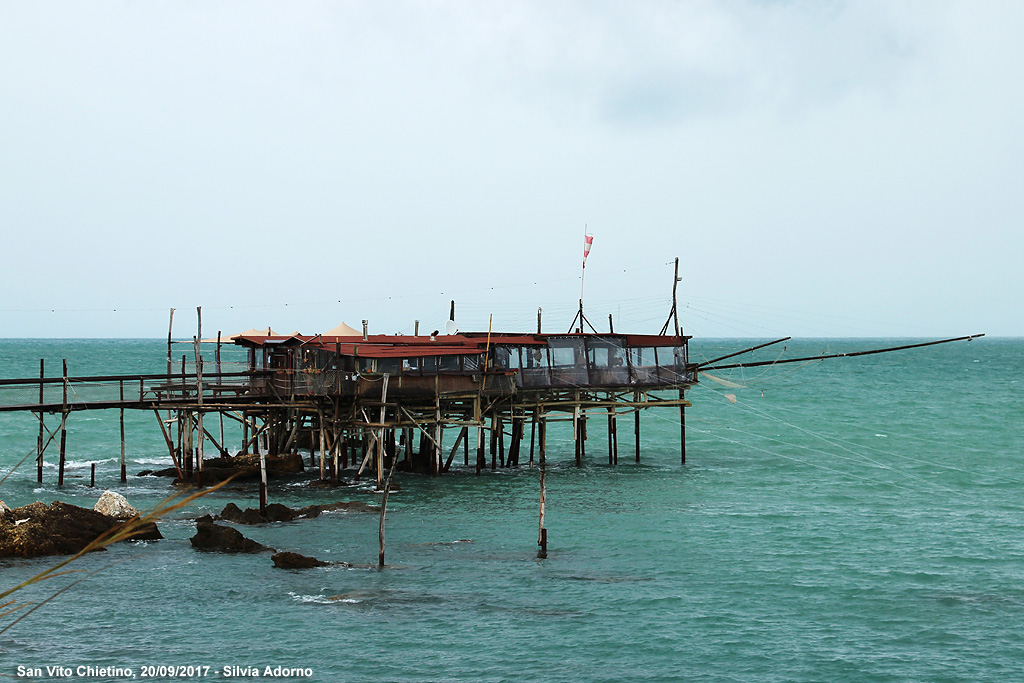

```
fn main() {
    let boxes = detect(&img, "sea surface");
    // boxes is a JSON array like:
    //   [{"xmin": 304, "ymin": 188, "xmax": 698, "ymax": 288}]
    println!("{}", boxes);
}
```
[{"xmin": 0, "ymin": 337, "xmax": 1021, "ymax": 682}]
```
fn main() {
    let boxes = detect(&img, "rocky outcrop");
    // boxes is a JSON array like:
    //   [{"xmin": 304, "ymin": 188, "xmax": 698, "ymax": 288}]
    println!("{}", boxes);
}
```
[
  {"xmin": 0, "ymin": 500, "xmax": 10, "ymax": 514},
  {"xmin": 271, "ymin": 551, "xmax": 330, "ymax": 569},
  {"xmin": 139, "ymin": 453, "xmax": 305, "ymax": 481},
  {"xmin": 218, "ymin": 502, "xmax": 300, "ymax": 524},
  {"xmin": 190, "ymin": 521, "xmax": 272, "ymax": 553},
  {"xmin": 0, "ymin": 501, "xmax": 161, "ymax": 558},
  {"xmin": 93, "ymin": 491, "xmax": 139, "ymax": 520},
  {"xmin": 215, "ymin": 500, "xmax": 381, "ymax": 525}
]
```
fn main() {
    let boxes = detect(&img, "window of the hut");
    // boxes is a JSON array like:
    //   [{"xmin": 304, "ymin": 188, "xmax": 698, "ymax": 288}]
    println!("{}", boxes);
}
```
[
  {"xmin": 655, "ymin": 346, "xmax": 683, "ymax": 382},
  {"xmin": 587, "ymin": 337, "xmax": 628, "ymax": 385},
  {"xmin": 377, "ymin": 358, "xmax": 401, "ymax": 374},
  {"xmin": 628, "ymin": 346, "xmax": 658, "ymax": 384},
  {"xmin": 419, "ymin": 356, "xmax": 439, "ymax": 374},
  {"xmin": 464, "ymin": 354, "xmax": 482, "ymax": 372},
  {"xmin": 358, "ymin": 358, "xmax": 375, "ymax": 372},
  {"xmin": 492, "ymin": 346, "xmax": 514, "ymax": 370},
  {"xmin": 438, "ymin": 355, "xmax": 460, "ymax": 372},
  {"xmin": 402, "ymin": 357, "xmax": 418, "ymax": 374},
  {"xmin": 519, "ymin": 346, "xmax": 549, "ymax": 387},
  {"xmin": 548, "ymin": 337, "xmax": 588, "ymax": 386}
]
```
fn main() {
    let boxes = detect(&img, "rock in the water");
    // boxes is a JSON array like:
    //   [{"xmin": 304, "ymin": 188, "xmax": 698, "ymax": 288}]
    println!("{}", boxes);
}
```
[
  {"xmin": 271, "ymin": 551, "xmax": 329, "ymax": 569},
  {"xmin": 215, "ymin": 500, "xmax": 379, "ymax": 525},
  {"xmin": 0, "ymin": 501, "xmax": 162, "ymax": 558},
  {"xmin": 94, "ymin": 491, "xmax": 139, "ymax": 520},
  {"xmin": 140, "ymin": 452, "xmax": 304, "ymax": 481},
  {"xmin": 312, "ymin": 501, "xmax": 381, "ymax": 514},
  {"xmin": 190, "ymin": 521, "xmax": 272, "ymax": 553},
  {"xmin": 218, "ymin": 502, "xmax": 299, "ymax": 524},
  {"xmin": 0, "ymin": 500, "xmax": 10, "ymax": 514}
]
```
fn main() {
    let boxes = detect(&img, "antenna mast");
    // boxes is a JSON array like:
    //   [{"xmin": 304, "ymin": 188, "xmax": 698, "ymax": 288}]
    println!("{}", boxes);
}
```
[{"xmin": 660, "ymin": 257, "xmax": 682, "ymax": 337}]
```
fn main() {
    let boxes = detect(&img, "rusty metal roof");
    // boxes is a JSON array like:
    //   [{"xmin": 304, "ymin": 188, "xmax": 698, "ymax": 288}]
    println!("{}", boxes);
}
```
[{"xmin": 233, "ymin": 332, "xmax": 688, "ymax": 354}]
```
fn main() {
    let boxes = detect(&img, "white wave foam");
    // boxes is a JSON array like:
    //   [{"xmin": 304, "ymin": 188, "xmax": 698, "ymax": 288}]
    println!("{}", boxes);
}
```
[{"xmin": 287, "ymin": 591, "xmax": 333, "ymax": 605}]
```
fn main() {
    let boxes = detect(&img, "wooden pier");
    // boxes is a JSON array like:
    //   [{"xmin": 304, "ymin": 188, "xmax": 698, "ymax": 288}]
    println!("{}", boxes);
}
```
[{"xmin": 0, "ymin": 324, "xmax": 697, "ymax": 497}]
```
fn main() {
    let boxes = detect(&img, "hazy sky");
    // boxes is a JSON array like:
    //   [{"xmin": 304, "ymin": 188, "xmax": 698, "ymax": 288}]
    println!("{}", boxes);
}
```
[{"xmin": 1, "ymin": 1, "xmax": 1021, "ymax": 339}]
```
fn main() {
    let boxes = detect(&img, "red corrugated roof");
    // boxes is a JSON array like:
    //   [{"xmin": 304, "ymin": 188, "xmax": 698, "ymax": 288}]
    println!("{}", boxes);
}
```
[{"xmin": 233, "ymin": 332, "xmax": 687, "ymax": 354}]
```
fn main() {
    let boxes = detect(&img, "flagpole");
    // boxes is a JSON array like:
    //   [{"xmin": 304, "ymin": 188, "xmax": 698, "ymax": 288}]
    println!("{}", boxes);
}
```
[{"xmin": 580, "ymin": 223, "xmax": 587, "ymax": 304}]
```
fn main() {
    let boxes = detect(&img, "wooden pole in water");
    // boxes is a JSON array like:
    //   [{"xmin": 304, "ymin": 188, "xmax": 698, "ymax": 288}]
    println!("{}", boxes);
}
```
[
  {"xmin": 475, "ymin": 396, "xmax": 484, "ymax": 475},
  {"xmin": 679, "ymin": 389, "xmax": 686, "ymax": 465},
  {"xmin": 319, "ymin": 410, "xmax": 327, "ymax": 481},
  {"xmin": 580, "ymin": 408, "xmax": 587, "ymax": 459},
  {"xmin": 152, "ymin": 409, "xmax": 182, "ymax": 479},
  {"xmin": 119, "ymin": 380, "xmax": 127, "ymax": 482},
  {"xmin": 378, "ymin": 453, "xmax": 398, "ymax": 569},
  {"xmin": 538, "ymin": 411, "xmax": 546, "ymax": 468},
  {"xmin": 181, "ymin": 356, "xmax": 192, "ymax": 478},
  {"xmin": 195, "ymin": 309, "xmax": 204, "ymax": 479},
  {"xmin": 216, "ymin": 331, "xmax": 225, "ymax": 455},
  {"xmin": 607, "ymin": 407, "xmax": 615, "ymax": 466},
  {"xmin": 538, "ymin": 466, "xmax": 547, "ymax": 559},
  {"xmin": 489, "ymin": 411, "xmax": 497, "ymax": 470},
  {"xmin": 166, "ymin": 308, "xmax": 175, "ymax": 376},
  {"xmin": 241, "ymin": 410, "xmax": 249, "ymax": 456},
  {"xmin": 497, "ymin": 414, "xmax": 506, "ymax": 468},
  {"xmin": 529, "ymin": 407, "xmax": 537, "ymax": 467},
  {"xmin": 634, "ymin": 391, "xmax": 641, "ymax": 462},
  {"xmin": 537, "ymin": 307, "xmax": 542, "ymax": 334},
  {"xmin": 58, "ymin": 359, "xmax": 67, "ymax": 486},
  {"xmin": 433, "ymin": 397, "xmax": 442, "ymax": 476},
  {"xmin": 90, "ymin": 463, "xmax": 95, "ymax": 487},
  {"xmin": 508, "ymin": 415, "xmax": 522, "ymax": 468},
  {"xmin": 331, "ymin": 399, "xmax": 340, "ymax": 484},
  {"xmin": 442, "ymin": 426, "xmax": 466, "ymax": 473},
  {"xmin": 36, "ymin": 359, "xmax": 44, "ymax": 483},
  {"xmin": 573, "ymin": 403, "xmax": 581, "ymax": 467},
  {"xmin": 258, "ymin": 445, "xmax": 268, "ymax": 511}
]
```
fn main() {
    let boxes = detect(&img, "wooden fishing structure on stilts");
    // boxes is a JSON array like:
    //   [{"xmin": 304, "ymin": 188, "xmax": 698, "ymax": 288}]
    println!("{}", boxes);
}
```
[{"xmin": 0, "ymin": 255, "xmax": 984, "ymax": 562}]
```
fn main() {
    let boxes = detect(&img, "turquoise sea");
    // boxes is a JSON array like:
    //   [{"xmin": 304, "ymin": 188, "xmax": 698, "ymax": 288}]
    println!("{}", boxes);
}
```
[{"xmin": 0, "ymin": 337, "xmax": 1021, "ymax": 682}]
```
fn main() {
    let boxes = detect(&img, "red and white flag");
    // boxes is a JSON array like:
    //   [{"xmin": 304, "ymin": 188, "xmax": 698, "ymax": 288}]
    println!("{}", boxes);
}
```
[{"xmin": 583, "ymin": 233, "xmax": 594, "ymax": 269}]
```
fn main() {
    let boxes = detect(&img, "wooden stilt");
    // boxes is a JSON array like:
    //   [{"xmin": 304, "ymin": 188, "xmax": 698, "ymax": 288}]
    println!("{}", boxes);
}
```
[
  {"xmin": 152, "ymin": 409, "xmax": 183, "ymax": 479},
  {"xmin": 490, "ymin": 411, "xmax": 497, "ymax": 471},
  {"xmin": 319, "ymin": 411, "xmax": 327, "ymax": 481},
  {"xmin": 680, "ymin": 389, "xmax": 686, "ymax": 465},
  {"xmin": 195, "ymin": 308, "xmax": 204, "ymax": 485},
  {"xmin": 404, "ymin": 427, "xmax": 413, "ymax": 470},
  {"xmin": 58, "ymin": 359, "xmax": 67, "ymax": 487},
  {"xmin": 573, "ymin": 404, "xmax": 581, "ymax": 467},
  {"xmin": 607, "ymin": 407, "xmax": 614, "ymax": 466},
  {"xmin": 331, "ymin": 400, "xmax": 340, "ymax": 484},
  {"xmin": 538, "ymin": 467, "xmax": 547, "ymax": 559},
  {"xmin": 433, "ymin": 398, "xmax": 442, "ymax": 476},
  {"xmin": 538, "ymin": 412, "xmax": 546, "ymax": 468},
  {"xmin": 475, "ymin": 396, "xmax": 485, "ymax": 474},
  {"xmin": 611, "ymin": 407, "xmax": 618, "ymax": 465},
  {"xmin": 36, "ymin": 359, "xmax": 44, "ymax": 484},
  {"xmin": 508, "ymin": 415, "xmax": 522, "ymax": 468},
  {"xmin": 497, "ymin": 415, "xmax": 506, "ymax": 468},
  {"xmin": 258, "ymin": 446, "xmax": 268, "ymax": 511},
  {"xmin": 119, "ymin": 380, "xmax": 127, "ymax": 483},
  {"xmin": 242, "ymin": 410, "xmax": 249, "ymax": 456},
  {"xmin": 580, "ymin": 408, "xmax": 587, "ymax": 460},
  {"xmin": 442, "ymin": 426, "xmax": 467, "ymax": 473},
  {"xmin": 634, "ymin": 391, "xmax": 641, "ymax": 463},
  {"xmin": 378, "ymin": 452, "xmax": 398, "ymax": 569},
  {"xmin": 529, "ymin": 407, "xmax": 538, "ymax": 468}
]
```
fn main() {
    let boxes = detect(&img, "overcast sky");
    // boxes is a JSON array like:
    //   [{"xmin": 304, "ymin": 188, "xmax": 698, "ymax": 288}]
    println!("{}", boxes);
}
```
[{"xmin": 1, "ymin": 1, "xmax": 1020, "ymax": 339}]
